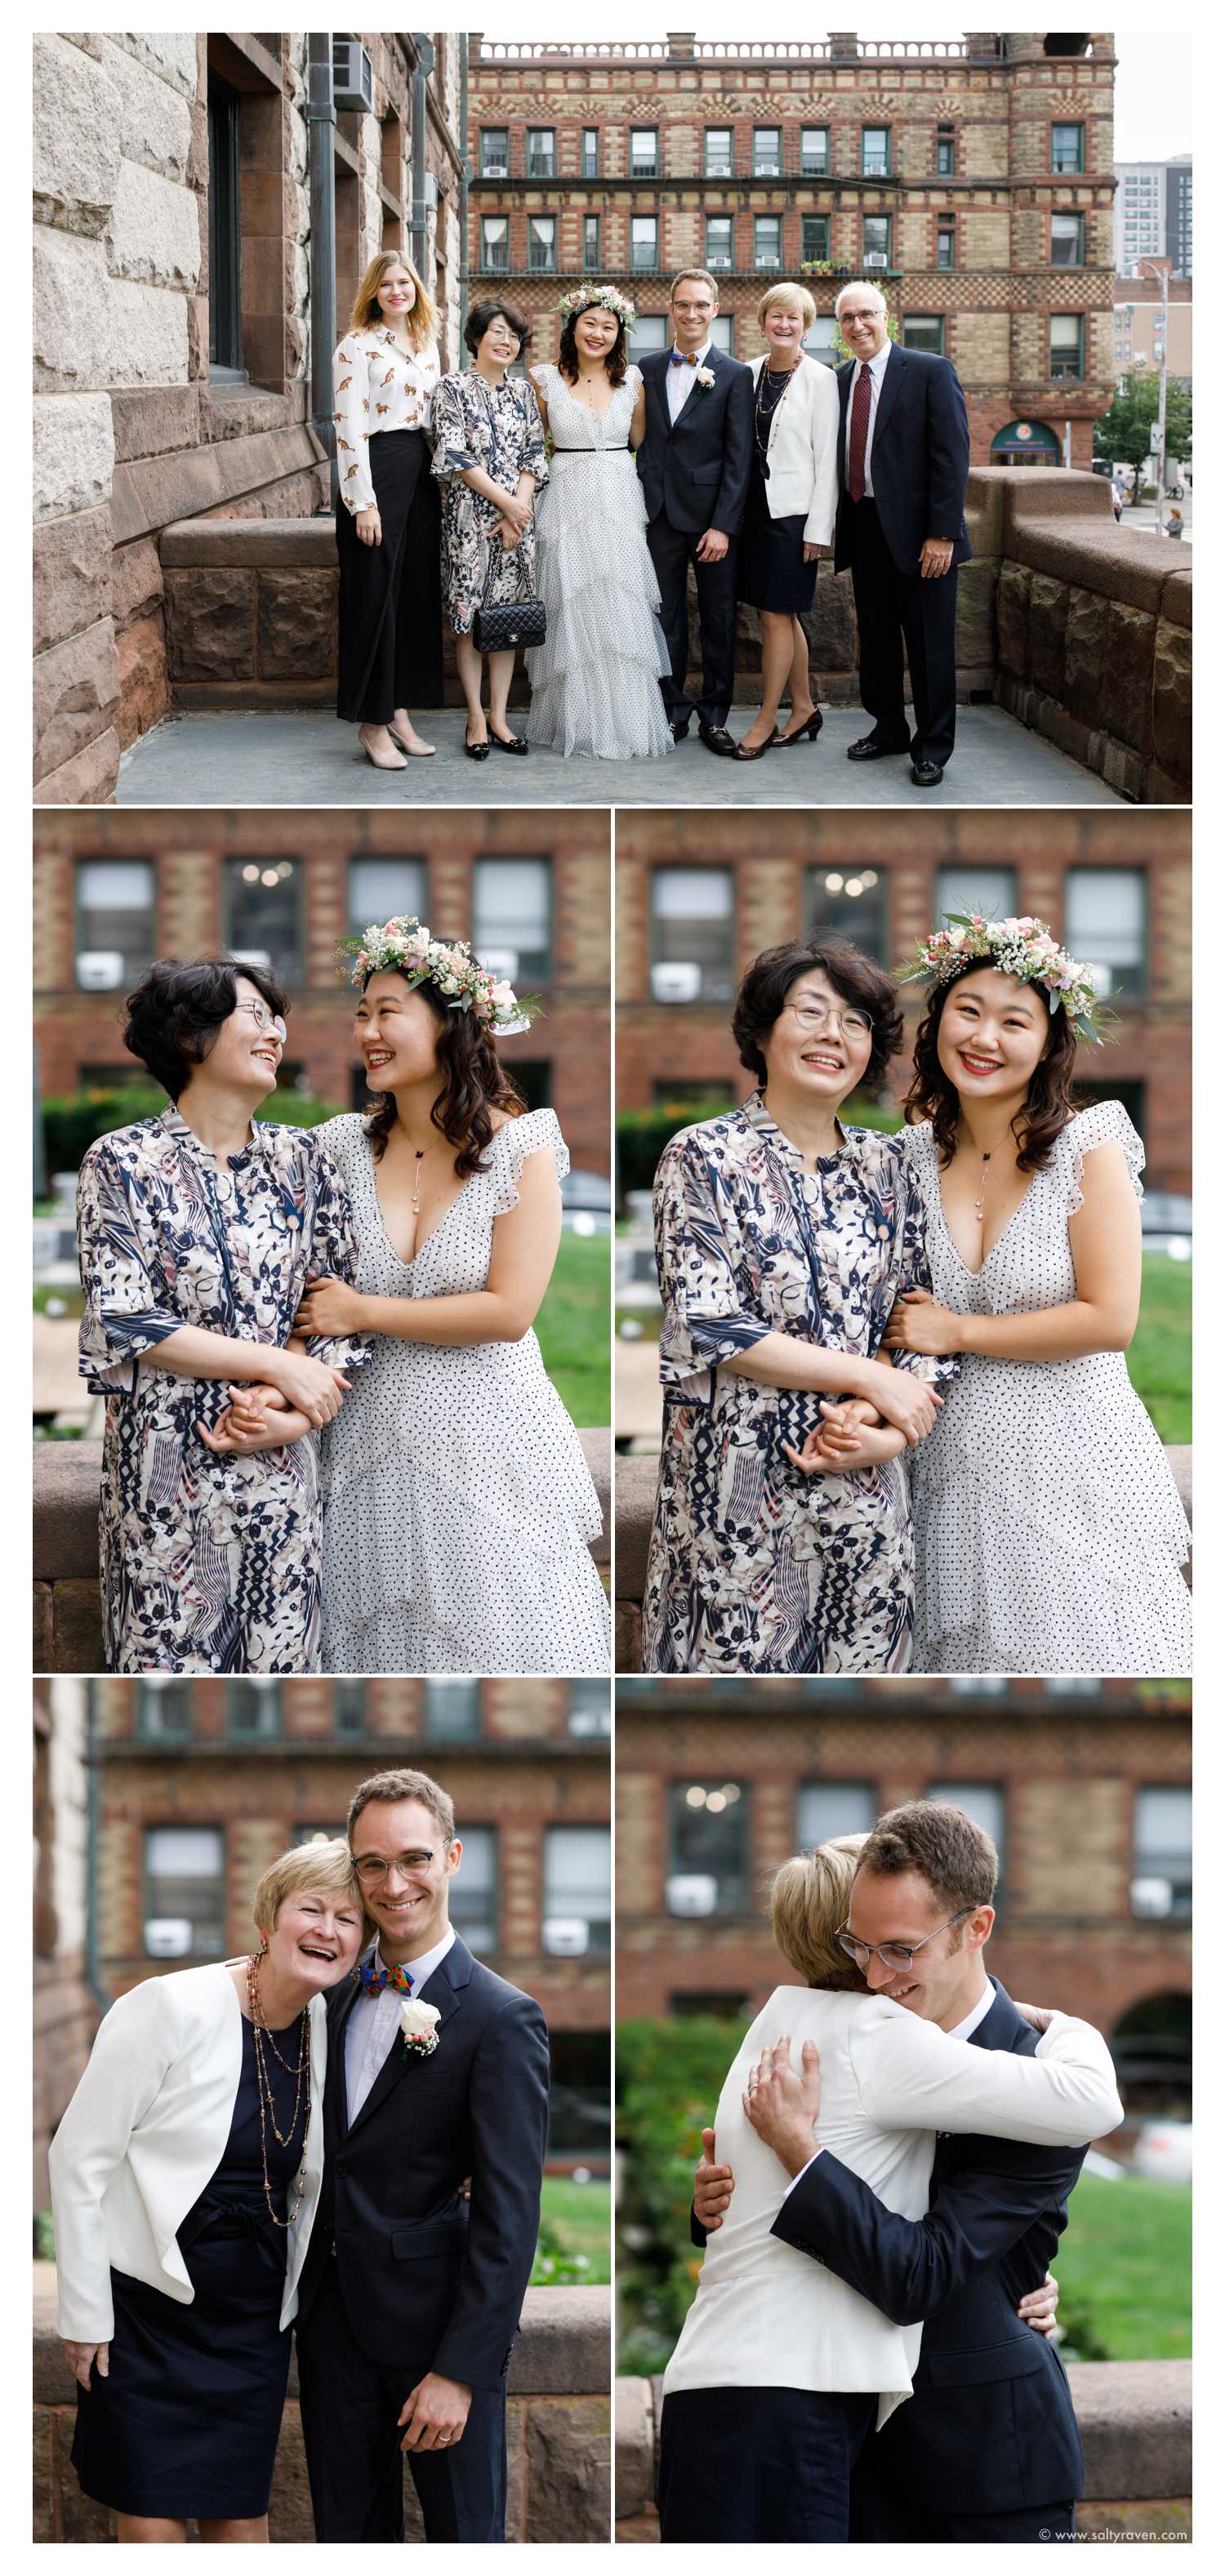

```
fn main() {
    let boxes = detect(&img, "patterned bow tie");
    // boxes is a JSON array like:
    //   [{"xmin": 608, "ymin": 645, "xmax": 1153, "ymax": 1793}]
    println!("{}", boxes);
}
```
[
  {"xmin": 670, "ymin": 349, "xmax": 699, "ymax": 367},
  {"xmin": 359, "ymin": 1961, "xmax": 414, "ymax": 1996}
]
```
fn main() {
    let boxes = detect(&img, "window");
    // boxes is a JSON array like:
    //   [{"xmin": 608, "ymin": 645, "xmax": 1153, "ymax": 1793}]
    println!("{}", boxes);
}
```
[
  {"xmin": 480, "ymin": 215, "xmax": 510, "ymax": 273},
  {"xmin": 650, "ymin": 866, "xmax": 735, "ymax": 1002},
  {"xmin": 75, "ymin": 860, "xmax": 155, "ymax": 990},
  {"xmin": 949, "ymin": 1675, "xmax": 1009, "ymax": 1696},
  {"xmin": 479, "ymin": 127, "xmax": 509, "ymax": 178},
  {"xmin": 925, "ymin": 1782, "xmax": 1005, "ymax": 1893},
  {"xmin": 862, "ymin": 214, "xmax": 892, "ymax": 269},
  {"xmin": 422, "ymin": 1678, "xmax": 481, "ymax": 1743},
  {"xmin": 1064, "ymin": 868, "xmax": 1146, "ymax": 999},
  {"xmin": 1052, "ymin": 123, "xmax": 1085, "ymax": 175},
  {"xmin": 902, "ymin": 313, "xmax": 945, "ymax": 354},
  {"xmin": 754, "ymin": 126, "xmax": 781, "ymax": 177},
  {"xmin": 526, "ymin": 127, "xmax": 555, "ymax": 179},
  {"xmin": 568, "ymin": 1679, "xmax": 611, "ymax": 1739},
  {"xmin": 630, "ymin": 127, "xmax": 659, "ymax": 178},
  {"xmin": 804, "ymin": 862, "xmax": 884, "ymax": 955},
  {"xmin": 668, "ymin": 1780, "xmax": 750, "ymax": 1916},
  {"xmin": 331, "ymin": 1681, "xmax": 366, "ymax": 1736},
  {"xmin": 581, "ymin": 127, "xmax": 599, "ymax": 179},
  {"xmin": 226, "ymin": 1681, "xmax": 281, "ymax": 1740},
  {"xmin": 710, "ymin": 314, "xmax": 734, "ymax": 354},
  {"xmin": 1050, "ymin": 313, "xmax": 1085, "ymax": 380},
  {"xmin": 544, "ymin": 1825, "xmax": 611, "ymax": 1954},
  {"xmin": 801, "ymin": 214, "xmax": 831, "ymax": 265},
  {"xmin": 528, "ymin": 216, "xmax": 556, "ymax": 274},
  {"xmin": 800, "ymin": 126, "xmax": 829, "ymax": 177},
  {"xmin": 226, "ymin": 857, "xmax": 302, "ymax": 983},
  {"xmin": 754, "ymin": 215, "xmax": 782, "ymax": 271},
  {"xmin": 935, "ymin": 863, "xmax": 1018, "ymax": 924},
  {"xmin": 472, "ymin": 855, "xmax": 552, "ymax": 983},
  {"xmin": 1132, "ymin": 1787, "xmax": 1192, "ymax": 1922},
  {"xmin": 1046, "ymin": 1677, "xmax": 1102, "ymax": 1696},
  {"xmin": 804, "ymin": 314, "xmax": 839, "ymax": 368},
  {"xmin": 630, "ymin": 313, "xmax": 668, "ymax": 358},
  {"xmin": 583, "ymin": 214, "xmax": 600, "ymax": 270},
  {"xmin": 348, "ymin": 856, "xmax": 426, "ymax": 940},
  {"xmin": 936, "ymin": 123, "xmax": 956, "ymax": 177},
  {"xmin": 937, "ymin": 216, "xmax": 956, "ymax": 270},
  {"xmin": 144, "ymin": 1825, "xmax": 225, "ymax": 1959},
  {"xmin": 136, "ymin": 1679, "xmax": 192, "ymax": 1743},
  {"xmin": 292, "ymin": 1822, "xmax": 346, "ymax": 1847},
  {"xmin": 207, "ymin": 72, "xmax": 242, "ymax": 374},
  {"xmin": 862, "ymin": 126, "xmax": 891, "ymax": 177},
  {"xmin": 705, "ymin": 128, "xmax": 733, "ymax": 179},
  {"xmin": 797, "ymin": 1781, "xmax": 877, "ymax": 1845},
  {"xmin": 631, "ymin": 215, "xmax": 659, "ymax": 274},
  {"xmin": 706, "ymin": 214, "xmax": 733, "ymax": 271},
  {"xmin": 451, "ymin": 1825, "xmax": 497, "ymax": 1954},
  {"xmin": 1051, "ymin": 212, "xmax": 1085, "ymax": 268}
]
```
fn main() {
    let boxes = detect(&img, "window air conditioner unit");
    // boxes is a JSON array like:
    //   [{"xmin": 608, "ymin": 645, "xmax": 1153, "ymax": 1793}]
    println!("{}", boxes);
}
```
[
  {"xmin": 863, "ymin": 252, "xmax": 888, "ymax": 269},
  {"xmin": 332, "ymin": 37, "xmax": 374, "ymax": 114},
  {"xmin": 651, "ymin": 960, "xmax": 702, "ymax": 1004},
  {"xmin": 486, "ymin": 158, "xmax": 508, "ymax": 178},
  {"xmin": 542, "ymin": 1916, "xmax": 590, "ymax": 1957},
  {"xmin": 145, "ymin": 1918, "xmax": 194, "ymax": 1957},
  {"xmin": 76, "ymin": 952, "xmax": 125, "ymax": 990},
  {"xmin": 667, "ymin": 1874, "xmax": 719, "ymax": 1917}
]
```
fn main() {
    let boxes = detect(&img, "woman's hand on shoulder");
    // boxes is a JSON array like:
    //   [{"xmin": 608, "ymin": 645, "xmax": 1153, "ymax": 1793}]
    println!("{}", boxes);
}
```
[{"xmin": 63, "ymin": 2342, "xmax": 108, "ymax": 2391}]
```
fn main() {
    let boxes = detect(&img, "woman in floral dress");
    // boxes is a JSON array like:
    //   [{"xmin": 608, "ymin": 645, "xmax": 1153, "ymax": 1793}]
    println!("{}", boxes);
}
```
[
  {"xmin": 431, "ymin": 298, "xmax": 548, "ymax": 758},
  {"xmin": 640, "ymin": 939, "xmax": 955, "ymax": 1675},
  {"xmin": 76, "ymin": 959, "xmax": 369, "ymax": 1675}
]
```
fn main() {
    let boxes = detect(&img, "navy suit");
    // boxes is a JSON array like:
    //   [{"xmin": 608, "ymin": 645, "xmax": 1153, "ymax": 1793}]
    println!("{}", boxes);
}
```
[
  {"xmin": 636, "ymin": 344, "xmax": 753, "ymax": 729},
  {"xmin": 770, "ymin": 1978, "xmax": 1085, "ymax": 2543},
  {"xmin": 835, "ymin": 341, "xmax": 971, "ymax": 768},
  {"xmin": 296, "ymin": 1936, "xmax": 549, "ymax": 2543}
]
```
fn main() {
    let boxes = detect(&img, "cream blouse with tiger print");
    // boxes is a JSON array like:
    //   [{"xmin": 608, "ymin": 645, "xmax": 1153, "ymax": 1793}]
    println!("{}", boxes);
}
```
[{"xmin": 332, "ymin": 326, "xmax": 441, "ymax": 515}]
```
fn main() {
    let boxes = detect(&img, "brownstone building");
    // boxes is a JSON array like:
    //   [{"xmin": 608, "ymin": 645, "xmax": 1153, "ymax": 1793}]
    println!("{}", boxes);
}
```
[
  {"xmin": 91, "ymin": 1676, "xmax": 611, "ymax": 2169},
  {"xmin": 615, "ymin": 1675, "xmax": 1191, "ymax": 2095},
  {"xmin": 468, "ymin": 30, "xmax": 1116, "ymax": 464},
  {"xmin": 615, "ymin": 808, "xmax": 1191, "ymax": 1193},
  {"xmin": 33, "ymin": 1682, "xmax": 97, "ymax": 2212},
  {"xmin": 33, "ymin": 808, "xmax": 612, "ymax": 1178}
]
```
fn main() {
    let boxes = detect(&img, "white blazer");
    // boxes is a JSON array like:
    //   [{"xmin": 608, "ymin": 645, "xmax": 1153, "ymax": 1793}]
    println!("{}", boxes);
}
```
[
  {"xmin": 48, "ymin": 1962, "xmax": 328, "ymax": 2344},
  {"xmin": 662, "ymin": 1985, "xmax": 1122, "ymax": 2424},
  {"xmin": 749, "ymin": 352, "xmax": 841, "ymax": 546}
]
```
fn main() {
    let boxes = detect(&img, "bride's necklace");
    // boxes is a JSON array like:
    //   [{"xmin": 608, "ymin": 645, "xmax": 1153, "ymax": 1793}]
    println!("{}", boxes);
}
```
[
  {"xmin": 411, "ymin": 1147, "xmax": 428, "ymax": 1215},
  {"xmin": 973, "ymin": 1150, "xmax": 991, "ymax": 1221},
  {"xmin": 572, "ymin": 368, "xmax": 608, "ymax": 411}
]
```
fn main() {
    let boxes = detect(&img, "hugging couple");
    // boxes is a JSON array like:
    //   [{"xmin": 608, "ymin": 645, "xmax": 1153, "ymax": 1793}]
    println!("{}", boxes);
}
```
[
  {"xmin": 51, "ymin": 1768, "xmax": 547, "ymax": 2543},
  {"xmin": 658, "ymin": 1799, "xmax": 1124, "ymax": 2544}
]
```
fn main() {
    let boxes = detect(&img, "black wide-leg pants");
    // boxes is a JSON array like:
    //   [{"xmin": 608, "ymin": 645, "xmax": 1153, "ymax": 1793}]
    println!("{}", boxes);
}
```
[
  {"xmin": 658, "ymin": 2386, "xmax": 876, "ymax": 2543},
  {"xmin": 646, "ymin": 512, "xmax": 739, "ymax": 730},
  {"xmin": 296, "ymin": 2264, "xmax": 507, "ymax": 2543},
  {"xmin": 336, "ymin": 426, "xmax": 443, "ymax": 726},
  {"xmin": 845, "ymin": 495, "xmax": 960, "ymax": 767}
]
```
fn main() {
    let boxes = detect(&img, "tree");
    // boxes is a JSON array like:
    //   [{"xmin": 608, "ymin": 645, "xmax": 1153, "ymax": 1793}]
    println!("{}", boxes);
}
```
[{"xmin": 1094, "ymin": 371, "xmax": 1192, "ymax": 498}]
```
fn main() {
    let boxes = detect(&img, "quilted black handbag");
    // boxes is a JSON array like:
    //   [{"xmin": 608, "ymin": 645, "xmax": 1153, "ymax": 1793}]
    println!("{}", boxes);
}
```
[{"xmin": 472, "ymin": 534, "xmax": 546, "ymax": 655}]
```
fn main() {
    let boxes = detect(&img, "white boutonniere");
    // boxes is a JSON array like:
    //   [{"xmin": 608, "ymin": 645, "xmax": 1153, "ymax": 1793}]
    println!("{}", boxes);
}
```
[
  {"xmin": 694, "ymin": 367, "xmax": 715, "ymax": 394},
  {"xmin": 399, "ymin": 1996, "xmax": 442, "ymax": 2057}
]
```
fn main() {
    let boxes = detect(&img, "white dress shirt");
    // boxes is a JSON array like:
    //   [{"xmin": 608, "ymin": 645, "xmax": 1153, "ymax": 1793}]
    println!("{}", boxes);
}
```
[
  {"xmin": 945, "ymin": 1978, "xmax": 996, "ymax": 2044},
  {"xmin": 333, "ymin": 327, "xmax": 441, "ymax": 515},
  {"xmin": 843, "ymin": 340, "xmax": 892, "ymax": 497},
  {"xmin": 667, "ymin": 338, "xmax": 713, "ymax": 425},
  {"xmin": 345, "ymin": 1928, "xmax": 457, "ymax": 2124}
]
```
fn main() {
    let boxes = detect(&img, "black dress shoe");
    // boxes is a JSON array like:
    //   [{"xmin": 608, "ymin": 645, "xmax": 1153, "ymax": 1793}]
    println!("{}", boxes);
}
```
[
  {"xmin": 699, "ymin": 724, "xmax": 737, "ymax": 755},
  {"xmin": 670, "ymin": 721, "xmax": 690, "ymax": 744},
  {"xmin": 777, "ymin": 709, "xmax": 823, "ymax": 746},
  {"xmin": 734, "ymin": 726, "xmax": 778, "ymax": 762},
  {"xmin": 465, "ymin": 732, "xmax": 491, "ymax": 761},
  {"xmin": 489, "ymin": 730, "xmax": 529, "ymax": 755},
  {"xmin": 911, "ymin": 758, "xmax": 946, "ymax": 788},
  {"xmin": 847, "ymin": 733, "xmax": 911, "ymax": 762}
]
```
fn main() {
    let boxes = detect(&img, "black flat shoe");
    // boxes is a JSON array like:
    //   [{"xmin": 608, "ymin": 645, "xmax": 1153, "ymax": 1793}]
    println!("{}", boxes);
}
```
[
  {"xmin": 670, "ymin": 721, "xmax": 690, "ymax": 744},
  {"xmin": 465, "ymin": 732, "xmax": 491, "ymax": 761},
  {"xmin": 847, "ymin": 733, "xmax": 911, "ymax": 762},
  {"xmin": 911, "ymin": 758, "xmax": 946, "ymax": 787},
  {"xmin": 699, "ymin": 724, "xmax": 737, "ymax": 756},
  {"xmin": 777, "ymin": 710, "xmax": 823, "ymax": 746},
  {"xmin": 489, "ymin": 730, "xmax": 529, "ymax": 755},
  {"xmin": 734, "ymin": 727, "xmax": 778, "ymax": 761}
]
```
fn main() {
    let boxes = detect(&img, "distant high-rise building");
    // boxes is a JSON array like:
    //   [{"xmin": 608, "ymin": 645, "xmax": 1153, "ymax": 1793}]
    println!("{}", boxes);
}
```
[
  {"xmin": 1114, "ymin": 152, "xmax": 1192, "ymax": 275},
  {"xmin": 1166, "ymin": 154, "xmax": 1192, "ymax": 275}
]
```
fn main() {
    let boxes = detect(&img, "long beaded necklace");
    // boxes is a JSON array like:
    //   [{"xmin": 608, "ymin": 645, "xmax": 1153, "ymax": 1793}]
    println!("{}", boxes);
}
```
[
  {"xmin": 754, "ymin": 356, "xmax": 801, "ymax": 479},
  {"xmin": 245, "ymin": 1950, "xmax": 311, "ymax": 2231}
]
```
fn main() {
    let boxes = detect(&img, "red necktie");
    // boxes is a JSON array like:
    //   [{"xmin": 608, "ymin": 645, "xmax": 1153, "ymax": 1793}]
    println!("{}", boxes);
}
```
[{"xmin": 848, "ymin": 361, "xmax": 872, "ymax": 502}]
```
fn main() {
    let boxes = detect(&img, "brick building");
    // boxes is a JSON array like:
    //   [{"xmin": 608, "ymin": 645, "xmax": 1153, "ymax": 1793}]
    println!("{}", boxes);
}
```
[
  {"xmin": 34, "ymin": 32, "xmax": 465, "ymax": 800},
  {"xmin": 33, "ymin": 1682, "xmax": 97, "ymax": 2213},
  {"xmin": 615, "ymin": 807, "xmax": 1192, "ymax": 1193},
  {"xmin": 615, "ymin": 1674, "xmax": 1191, "ymax": 2094},
  {"xmin": 468, "ymin": 30, "xmax": 1117, "ymax": 466},
  {"xmin": 1113, "ymin": 265, "xmax": 1192, "ymax": 388},
  {"xmin": 33, "ymin": 807, "xmax": 612, "ymax": 1178},
  {"xmin": 90, "ymin": 1676, "xmax": 611, "ymax": 2169}
]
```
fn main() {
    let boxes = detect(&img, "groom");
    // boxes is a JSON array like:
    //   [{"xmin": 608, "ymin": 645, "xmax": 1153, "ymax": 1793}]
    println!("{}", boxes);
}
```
[
  {"xmin": 693, "ymin": 1802, "xmax": 1099, "ymax": 2543},
  {"xmin": 295, "ymin": 1767, "xmax": 550, "ymax": 2543},
  {"xmin": 637, "ymin": 270, "xmax": 753, "ymax": 752}
]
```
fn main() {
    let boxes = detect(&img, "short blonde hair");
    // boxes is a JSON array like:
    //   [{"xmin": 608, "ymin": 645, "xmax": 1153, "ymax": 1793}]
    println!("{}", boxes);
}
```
[
  {"xmin": 758, "ymin": 279, "xmax": 817, "ymax": 332},
  {"xmin": 670, "ymin": 270, "xmax": 719, "ymax": 305},
  {"xmin": 252, "ymin": 1837, "xmax": 365, "ymax": 1938},
  {"xmin": 350, "ymin": 251, "xmax": 439, "ymax": 351},
  {"xmin": 771, "ymin": 1834, "xmax": 869, "ymax": 1989}
]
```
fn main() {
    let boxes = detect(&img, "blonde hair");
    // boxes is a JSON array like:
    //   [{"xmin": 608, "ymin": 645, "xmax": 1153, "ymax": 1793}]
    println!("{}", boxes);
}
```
[
  {"xmin": 252, "ymin": 1837, "xmax": 365, "ymax": 1938},
  {"xmin": 350, "ymin": 251, "xmax": 439, "ymax": 350},
  {"xmin": 670, "ymin": 270, "xmax": 719, "ymax": 305},
  {"xmin": 758, "ymin": 279, "xmax": 817, "ymax": 332},
  {"xmin": 771, "ymin": 1834, "xmax": 869, "ymax": 1989}
]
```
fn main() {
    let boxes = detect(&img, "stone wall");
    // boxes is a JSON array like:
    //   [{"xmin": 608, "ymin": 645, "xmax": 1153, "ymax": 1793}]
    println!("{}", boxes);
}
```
[
  {"xmin": 615, "ymin": 2362, "xmax": 1191, "ymax": 2542},
  {"xmin": 34, "ymin": 2285, "xmax": 610, "ymax": 2542},
  {"xmin": 33, "ymin": 1435, "xmax": 611, "ymax": 1675}
]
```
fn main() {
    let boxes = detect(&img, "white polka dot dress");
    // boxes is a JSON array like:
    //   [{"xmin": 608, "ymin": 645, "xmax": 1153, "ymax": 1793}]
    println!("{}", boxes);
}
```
[
  {"xmin": 316, "ymin": 1112, "xmax": 609, "ymax": 1676},
  {"xmin": 905, "ymin": 1102, "xmax": 1191, "ymax": 1677}
]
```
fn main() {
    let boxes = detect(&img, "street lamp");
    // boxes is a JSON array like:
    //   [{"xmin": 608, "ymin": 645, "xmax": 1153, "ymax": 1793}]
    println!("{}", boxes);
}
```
[{"xmin": 1135, "ymin": 256, "xmax": 1169, "ymax": 519}]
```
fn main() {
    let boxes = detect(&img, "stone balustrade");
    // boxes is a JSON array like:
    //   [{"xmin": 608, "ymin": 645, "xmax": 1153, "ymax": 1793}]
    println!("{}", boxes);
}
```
[
  {"xmin": 614, "ymin": 2361, "xmax": 1192, "ymax": 2541},
  {"xmin": 32, "ymin": 1433, "xmax": 611, "ymax": 1674},
  {"xmin": 34, "ymin": 2285, "xmax": 610, "ymax": 2543}
]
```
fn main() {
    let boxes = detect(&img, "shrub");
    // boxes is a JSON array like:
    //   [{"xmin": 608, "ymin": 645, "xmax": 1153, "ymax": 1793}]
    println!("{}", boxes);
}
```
[
  {"xmin": 616, "ymin": 1092, "xmax": 904, "ymax": 1207},
  {"xmin": 41, "ymin": 1089, "xmax": 346, "ymax": 1174},
  {"xmin": 616, "ymin": 2015, "xmax": 744, "ymax": 2374}
]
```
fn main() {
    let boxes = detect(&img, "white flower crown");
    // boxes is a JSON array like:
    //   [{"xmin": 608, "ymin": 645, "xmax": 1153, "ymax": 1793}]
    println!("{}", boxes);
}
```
[
  {"xmin": 558, "ymin": 281, "xmax": 636, "ymax": 331},
  {"xmin": 899, "ymin": 913, "xmax": 1113, "ymax": 1045},
  {"xmin": 337, "ymin": 916, "xmax": 541, "ymax": 1036}
]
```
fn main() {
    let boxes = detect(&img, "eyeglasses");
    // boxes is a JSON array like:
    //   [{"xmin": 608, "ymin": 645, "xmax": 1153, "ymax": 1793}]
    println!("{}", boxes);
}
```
[
  {"xmin": 835, "ymin": 1906, "xmax": 974, "ymax": 1972},
  {"xmin": 236, "ymin": 1000, "xmax": 287, "ymax": 1043},
  {"xmin": 354, "ymin": 1847, "xmax": 444, "ymax": 1887},
  {"xmin": 783, "ymin": 1001, "xmax": 874, "ymax": 1041},
  {"xmin": 842, "ymin": 306, "xmax": 885, "ymax": 327}
]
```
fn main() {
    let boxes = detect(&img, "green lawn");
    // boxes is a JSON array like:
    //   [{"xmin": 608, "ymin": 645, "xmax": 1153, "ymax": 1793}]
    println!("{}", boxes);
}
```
[
  {"xmin": 1129, "ymin": 1255, "xmax": 1191, "ymax": 1446},
  {"xmin": 1055, "ymin": 2173, "xmax": 1191, "ymax": 2360},
  {"xmin": 536, "ymin": 1230, "xmax": 610, "ymax": 1428},
  {"xmin": 534, "ymin": 2176, "xmax": 611, "ymax": 2286}
]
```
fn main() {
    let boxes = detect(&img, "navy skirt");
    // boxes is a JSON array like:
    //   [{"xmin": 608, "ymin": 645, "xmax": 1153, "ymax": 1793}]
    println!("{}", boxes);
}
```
[{"xmin": 736, "ymin": 452, "xmax": 819, "ymax": 617}]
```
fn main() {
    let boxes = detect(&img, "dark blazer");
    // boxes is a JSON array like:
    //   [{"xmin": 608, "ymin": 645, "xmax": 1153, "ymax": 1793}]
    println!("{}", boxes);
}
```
[
  {"xmin": 768, "ymin": 1977, "xmax": 1087, "ymax": 2516},
  {"xmin": 834, "ymin": 344, "xmax": 972, "ymax": 578},
  {"xmin": 296, "ymin": 1935, "xmax": 549, "ymax": 2392},
  {"xmin": 637, "ymin": 344, "xmax": 754, "ymax": 538}
]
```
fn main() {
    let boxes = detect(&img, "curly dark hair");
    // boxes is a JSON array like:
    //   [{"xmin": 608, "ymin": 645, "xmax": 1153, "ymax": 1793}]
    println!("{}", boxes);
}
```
[
  {"xmin": 361, "ymin": 962, "xmax": 526, "ymax": 1177},
  {"xmin": 557, "ymin": 301, "xmax": 628, "ymax": 388},
  {"xmin": 731, "ymin": 937, "xmax": 904, "ymax": 1099},
  {"xmin": 904, "ymin": 957, "xmax": 1079, "ymax": 1171},
  {"xmin": 464, "ymin": 296, "xmax": 532, "ymax": 358},
  {"xmin": 123, "ymin": 955, "xmax": 289, "ymax": 1102}
]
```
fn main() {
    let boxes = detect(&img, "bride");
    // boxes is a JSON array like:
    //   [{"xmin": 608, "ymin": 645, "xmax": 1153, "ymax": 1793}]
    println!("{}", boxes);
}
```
[
  {"xmin": 222, "ymin": 917, "xmax": 609, "ymax": 1677},
  {"xmin": 526, "ymin": 284, "xmax": 674, "ymax": 760}
]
